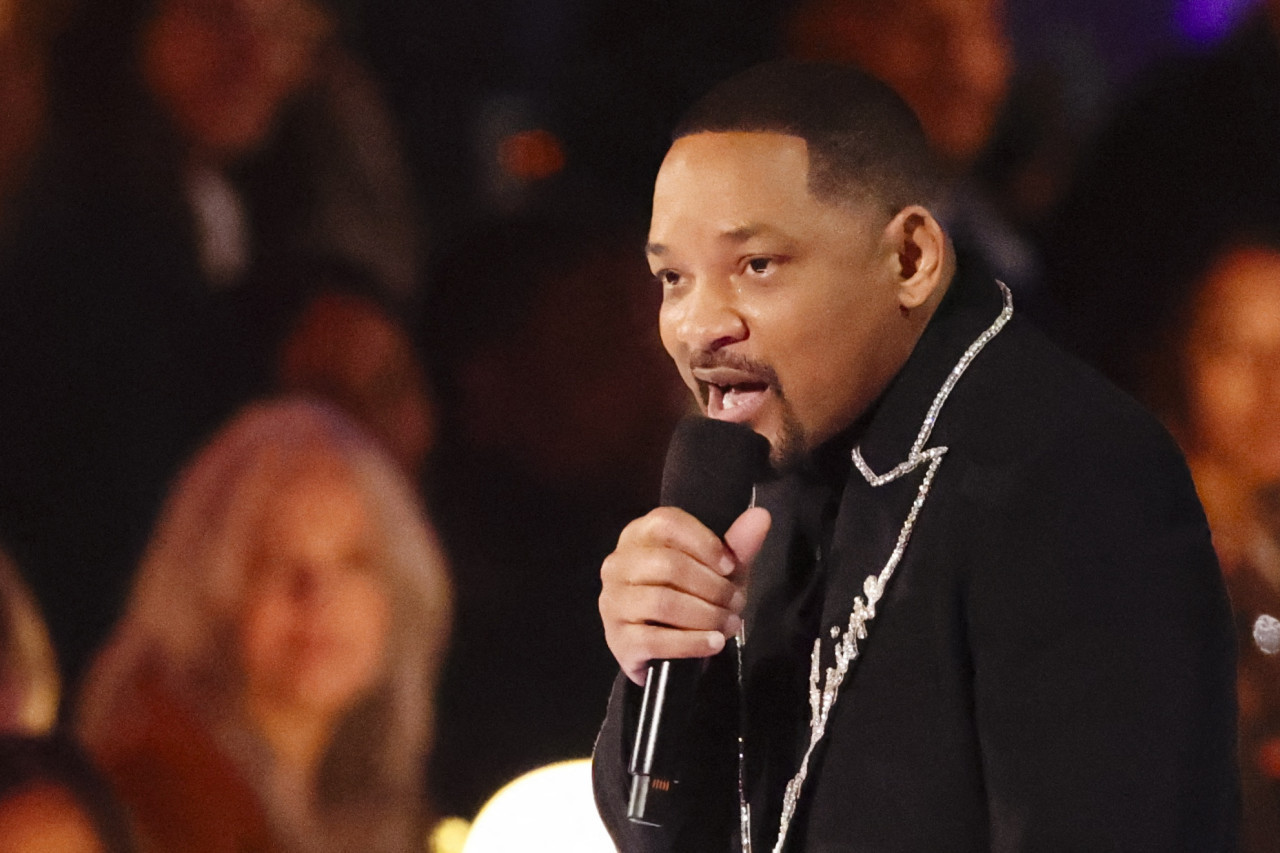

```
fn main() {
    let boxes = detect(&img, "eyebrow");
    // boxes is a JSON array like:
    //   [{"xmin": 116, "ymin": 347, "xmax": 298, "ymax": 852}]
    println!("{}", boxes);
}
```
[{"xmin": 645, "ymin": 223, "xmax": 786, "ymax": 258}]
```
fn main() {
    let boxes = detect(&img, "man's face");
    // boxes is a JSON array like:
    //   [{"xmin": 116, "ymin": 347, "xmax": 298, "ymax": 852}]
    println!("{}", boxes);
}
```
[{"xmin": 649, "ymin": 132, "xmax": 911, "ymax": 463}]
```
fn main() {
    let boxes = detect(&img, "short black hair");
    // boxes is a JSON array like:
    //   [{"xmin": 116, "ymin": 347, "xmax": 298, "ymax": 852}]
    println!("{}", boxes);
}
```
[{"xmin": 673, "ymin": 60, "xmax": 943, "ymax": 213}]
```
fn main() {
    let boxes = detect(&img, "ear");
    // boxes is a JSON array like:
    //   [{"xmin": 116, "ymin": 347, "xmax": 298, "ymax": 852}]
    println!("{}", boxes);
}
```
[{"xmin": 884, "ymin": 206, "xmax": 947, "ymax": 311}]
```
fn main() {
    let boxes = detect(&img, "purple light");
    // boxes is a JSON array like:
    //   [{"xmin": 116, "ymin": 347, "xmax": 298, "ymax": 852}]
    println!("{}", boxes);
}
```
[{"xmin": 1175, "ymin": 0, "xmax": 1261, "ymax": 44}]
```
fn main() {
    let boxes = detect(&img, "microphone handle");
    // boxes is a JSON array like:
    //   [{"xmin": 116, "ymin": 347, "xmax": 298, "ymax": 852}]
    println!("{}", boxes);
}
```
[
  {"xmin": 627, "ymin": 657, "xmax": 703, "ymax": 825},
  {"xmin": 624, "ymin": 416, "xmax": 768, "ymax": 826}
]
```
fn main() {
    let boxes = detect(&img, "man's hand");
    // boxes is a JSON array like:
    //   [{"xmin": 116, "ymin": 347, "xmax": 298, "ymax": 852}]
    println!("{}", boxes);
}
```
[{"xmin": 600, "ymin": 506, "xmax": 772, "ymax": 685}]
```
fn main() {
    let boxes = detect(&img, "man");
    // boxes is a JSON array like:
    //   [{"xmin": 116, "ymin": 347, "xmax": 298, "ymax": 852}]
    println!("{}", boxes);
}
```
[{"xmin": 592, "ymin": 61, "xmax": 1238, "ymax": 851}]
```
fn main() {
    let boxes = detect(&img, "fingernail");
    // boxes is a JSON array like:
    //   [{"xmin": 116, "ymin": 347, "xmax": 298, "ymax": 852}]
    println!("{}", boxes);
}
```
[
  {"xmin": 725, "ymin": 614, "xmax": 742, "ymax": 636},
  {"xmin": 707, "ymin": 632, "xmax": 726, "ymax": 653},
  {"xmin": 718, "ymin": 555, "xmax": 735, "ymax": 576},
  {"xmin": 729, "ymin": 590, "xmax": 747, "ymax": 613}
]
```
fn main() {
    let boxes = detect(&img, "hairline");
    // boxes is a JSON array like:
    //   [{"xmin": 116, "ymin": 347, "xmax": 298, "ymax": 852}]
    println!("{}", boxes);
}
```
[{"xmin": 671, "ymin": 126, "xmax": 917, "ymax": 220}]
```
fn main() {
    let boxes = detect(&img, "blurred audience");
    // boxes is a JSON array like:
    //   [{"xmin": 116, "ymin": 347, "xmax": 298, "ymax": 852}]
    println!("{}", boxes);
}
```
[
  {"xmin": 784, "ymin": 0, "xmax": 1048, "ymax": 295},
  {"xmin": 0, "ymin": 734, "xmax": 135, "ymax": 853},
  {"xmin": 76, "ymin": 398, "xmax": 452, "ymax": 852},
  {"xmin": 0, "ymin": 0, "xmax": 424, "ymax": 686},
  {"xmin": 787, "ymin": 0, "xmax": 1011, "ymax": 168},
  {"xmin": 273, "ymin": 282, "xmax": 436, "ymax": 478},
  {"xmin": 423, "ymin": 215, "xmax": 689, "ymax": 819},
  {"xmin": 0, "ymin": 548, "xmax": 59, "ymax": 735},
  {"xmin": 231, "ymin": 252, "xmax": 438, "ymax": 478},
  {"xmin": 1045, "ymin": 0, "xmax": 1280, "ymax": 383},
  {"xmin": 549, "ymin": 0, "xmax": 784, "ymax": 222},
  {"xmin": 1126, "ymin": 229, "xmax": 1280, "ymax": 853},
  {"xmin": 0, "ymin": 0, "xmax": 63, "ymax": 234},
  {"xmin": 244, "ymin": 43, "xmax": 427, "ymax": 305}
]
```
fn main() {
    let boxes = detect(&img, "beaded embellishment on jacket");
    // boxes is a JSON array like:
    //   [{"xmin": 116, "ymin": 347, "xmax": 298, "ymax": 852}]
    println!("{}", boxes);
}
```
[{"xmin": 753, "ymin": 282, "xmax": 1014, "ymax": 853}]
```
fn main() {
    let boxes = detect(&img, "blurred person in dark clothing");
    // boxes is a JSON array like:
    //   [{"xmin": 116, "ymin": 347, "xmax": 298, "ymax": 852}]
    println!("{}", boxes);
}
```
[
  {"xmin": 785, "ymin": 0, "xmax": 1048, "ymax": 297},
  {"xmin": 1124, "ymin": 227, "xmax": 1280, "ymax": 853},
  {"xmin": 236, "ymin": 253, "xmax": 438, "ymax": 479},
  {"xmin": 0, "ymin": 0, "xmax": 420, "ymax": 688},
  {"xmin": 1045, "ymin": 0, "xmax": 1280, "ymax": 387},
  {"xmin": 423, "ymin": 215, "xmax": 689, "ymax": 820},
  {"xmin": 0, "ymin": 0, "xmax": 64, "ymax": 234}
]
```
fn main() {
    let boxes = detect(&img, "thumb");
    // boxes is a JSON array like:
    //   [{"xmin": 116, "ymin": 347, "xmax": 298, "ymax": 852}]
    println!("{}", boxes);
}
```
[{"xmin": 724, "ymin": 506, "xmax": 772, "ymax": 572}]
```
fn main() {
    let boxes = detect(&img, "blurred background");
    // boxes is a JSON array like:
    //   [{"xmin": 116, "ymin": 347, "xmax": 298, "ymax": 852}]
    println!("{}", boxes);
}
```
[{"xmin": 1, "ymin": 0, "xmax": 1279, "ymax": 850}]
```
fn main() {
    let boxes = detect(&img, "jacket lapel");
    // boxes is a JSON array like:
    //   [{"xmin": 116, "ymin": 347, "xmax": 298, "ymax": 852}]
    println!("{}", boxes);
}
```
[{"xmin": 762, "ymin": 271, "xmax": 1012, "ymax": 853}]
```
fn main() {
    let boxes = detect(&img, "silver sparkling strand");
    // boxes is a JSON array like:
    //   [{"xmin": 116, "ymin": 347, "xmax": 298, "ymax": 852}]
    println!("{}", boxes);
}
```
[
  {"xmin": 737, "ymin": 487, "xmax": 758, "ymax": 853},
  {"xmin": 735, "ymin": 628, "xmax": 753, "ymax": 853},
  {"xmin": 749, "ymin": 282, "xmax": 1013, "ymax": 852},
  {"xmin": 771, "ymin": 452, "xmax": 945, "ymax": 852},
  {"xmin": 909, "ymin": 281, "xmax": 1012, "ymax": 460}
]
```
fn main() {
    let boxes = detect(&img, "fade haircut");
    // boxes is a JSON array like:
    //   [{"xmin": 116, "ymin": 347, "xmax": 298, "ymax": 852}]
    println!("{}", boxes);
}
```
[{"xmin": 673, "ymin": 60, "xmax": 943, "ymax": 214}]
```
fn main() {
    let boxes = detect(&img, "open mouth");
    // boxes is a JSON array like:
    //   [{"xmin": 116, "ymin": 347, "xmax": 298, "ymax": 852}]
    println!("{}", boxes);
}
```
[
  {"xmin": 701, "ymin": 378, "xmax": 771, "ymax": 423},
  {"xmin": 690, "ymin": 356, "xmax": 779, "ymax": 425}
]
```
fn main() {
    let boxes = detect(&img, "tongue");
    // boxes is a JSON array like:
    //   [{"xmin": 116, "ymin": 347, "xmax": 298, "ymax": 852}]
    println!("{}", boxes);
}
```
[
  {"xmin": 724, "ymin": 383, "xmax": 766, "ymax": 406},
  {"xmin": 719, "ymin": 384, "xmax": 768, "ymax": 418}
]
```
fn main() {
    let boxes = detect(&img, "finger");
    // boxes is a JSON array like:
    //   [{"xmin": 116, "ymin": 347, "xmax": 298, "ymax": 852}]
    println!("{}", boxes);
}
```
[
  {"xmin": 609, "ymin": 623, "xmax": 727, "ymax": 685},
  {"xmin": 619, "ymin": 507, "xmax": 737, "ymax": 577},
  {"xmin": 598, "ymin": 574, "xmax": 742, "ymax": 652},
  {"xmin": 601, "ymin": 544, "xmax": 743, "ymax": 611},
  {"xmin": 724, "ymin": 506, "xmax": 772, "ymax": 579},
  {"xmin": 615, "ymin": 582, "xmax": 740, "ymax": 634}
]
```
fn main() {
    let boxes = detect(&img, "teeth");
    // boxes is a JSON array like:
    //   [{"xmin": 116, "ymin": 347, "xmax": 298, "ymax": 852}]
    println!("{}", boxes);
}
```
[{"xmin": 723, "ymin": 388, "xmax": 740, "ymax": 409}]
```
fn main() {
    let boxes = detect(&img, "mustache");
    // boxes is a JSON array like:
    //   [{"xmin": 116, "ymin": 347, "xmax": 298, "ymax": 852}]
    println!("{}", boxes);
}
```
[{"xmin": 687, "ymin": 350, "xmax": 782, "ymax": 389}]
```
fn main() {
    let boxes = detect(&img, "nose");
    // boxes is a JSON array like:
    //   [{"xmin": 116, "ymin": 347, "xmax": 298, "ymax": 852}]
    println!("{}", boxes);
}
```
[
  {"xmin": 287, "ymin": 562, "xmax": 332, "ymax": 606},
  {"xmin": 668, "ymin": 276, "xmax": 748, "ymax": 354}
]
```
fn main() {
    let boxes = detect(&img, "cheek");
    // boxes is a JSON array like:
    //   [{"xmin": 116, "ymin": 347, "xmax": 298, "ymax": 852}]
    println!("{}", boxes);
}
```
[
  {"xmin": 657, "ymin": 302, "xmax": 680, "ymax": 356},
  {"xmin": 238, "ymin": 595, "xmax": 290, "ymax": 677},
  {"xmin": 342, "ymin": 580, "xmax": 392, "ymax": 670},
  {"xmin": 658, "ymin": 309, "xmax": 695, "ymax": 389},
  {"xmin": 776, "ymin": 303, "xmax": 886, "ymax": 427},
  {"xmin": 1185, "ymin": 355, "xmax": 1262, "ymax": 456}
]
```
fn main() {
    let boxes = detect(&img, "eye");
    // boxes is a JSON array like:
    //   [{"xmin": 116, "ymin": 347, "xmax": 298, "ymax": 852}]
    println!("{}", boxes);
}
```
[
  {"xmin": 746, "ymin": 257, "xmax": 772, "ymax": 275},
  {"xmin": 653, "ymin": 269, "xmax": 682, "ymax": 288}
]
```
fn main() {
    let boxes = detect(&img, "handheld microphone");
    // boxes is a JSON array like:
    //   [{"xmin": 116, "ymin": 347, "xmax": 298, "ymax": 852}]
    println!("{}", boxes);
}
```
[{"xmin": 627, "ymin": 417, "xmax": 770, "ymax": 826}]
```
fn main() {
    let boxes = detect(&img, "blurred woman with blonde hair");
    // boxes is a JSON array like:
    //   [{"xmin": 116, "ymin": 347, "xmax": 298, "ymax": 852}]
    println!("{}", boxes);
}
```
[{"xmin": 77, "ymin": 396, "xmax": 452, "ymax": 853}]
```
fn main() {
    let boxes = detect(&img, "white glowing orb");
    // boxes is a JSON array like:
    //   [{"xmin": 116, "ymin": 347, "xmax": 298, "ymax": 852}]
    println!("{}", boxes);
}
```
[
  {"xmin": 460, "ymin": 759, "xmax": 616, "ymax": 853},
  {"xmin": 1254, "ymin": 614, "xmax": 1280, "ymax": 656}
]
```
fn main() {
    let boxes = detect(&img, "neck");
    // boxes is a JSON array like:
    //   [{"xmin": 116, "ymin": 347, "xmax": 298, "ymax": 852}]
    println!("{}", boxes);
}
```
[{"xmin": 245, "ymin": 696, "xmax": 336, "ymax": 795}]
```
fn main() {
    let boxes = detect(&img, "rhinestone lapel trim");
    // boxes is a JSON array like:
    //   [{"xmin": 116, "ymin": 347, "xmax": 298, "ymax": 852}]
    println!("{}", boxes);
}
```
[{"xmin": 765, "ymin": 282, "xmax": 1013, "ymax": 853}]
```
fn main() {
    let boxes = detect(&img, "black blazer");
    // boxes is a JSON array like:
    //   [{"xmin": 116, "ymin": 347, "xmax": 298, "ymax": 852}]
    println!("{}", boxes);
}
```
[{"xmin": 594, "ymin": 268, "xmax": 1239, "ymax": 851}]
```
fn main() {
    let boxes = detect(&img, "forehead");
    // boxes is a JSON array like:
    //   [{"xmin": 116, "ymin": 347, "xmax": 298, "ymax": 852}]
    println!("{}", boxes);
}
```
[
  {"xmin": 650, "ymin": 132, "xmax": 872, "ymax": 250},
  {"xmin": 654, "ymin": 132, "xmax": 811, "ymax": 205},
  {"xmin": 1193, "ymin": 246, "xmax": 1280, "ymax": 339}
]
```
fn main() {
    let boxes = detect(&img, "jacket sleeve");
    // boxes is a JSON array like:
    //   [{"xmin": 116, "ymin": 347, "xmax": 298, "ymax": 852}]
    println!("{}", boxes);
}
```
[
  {"xmin": 592, "ymin": 652, "xmax": 742, "ymax": 852},
  {"xmin": 966, "ymin": 420, "xmax": 1239, "ymax": 852}
]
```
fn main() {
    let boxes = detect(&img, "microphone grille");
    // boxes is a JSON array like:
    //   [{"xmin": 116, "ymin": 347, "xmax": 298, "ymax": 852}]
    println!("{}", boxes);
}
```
[{"xmin": 659, "ymin": 417, "xmax": 771, "ymax": 538}]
